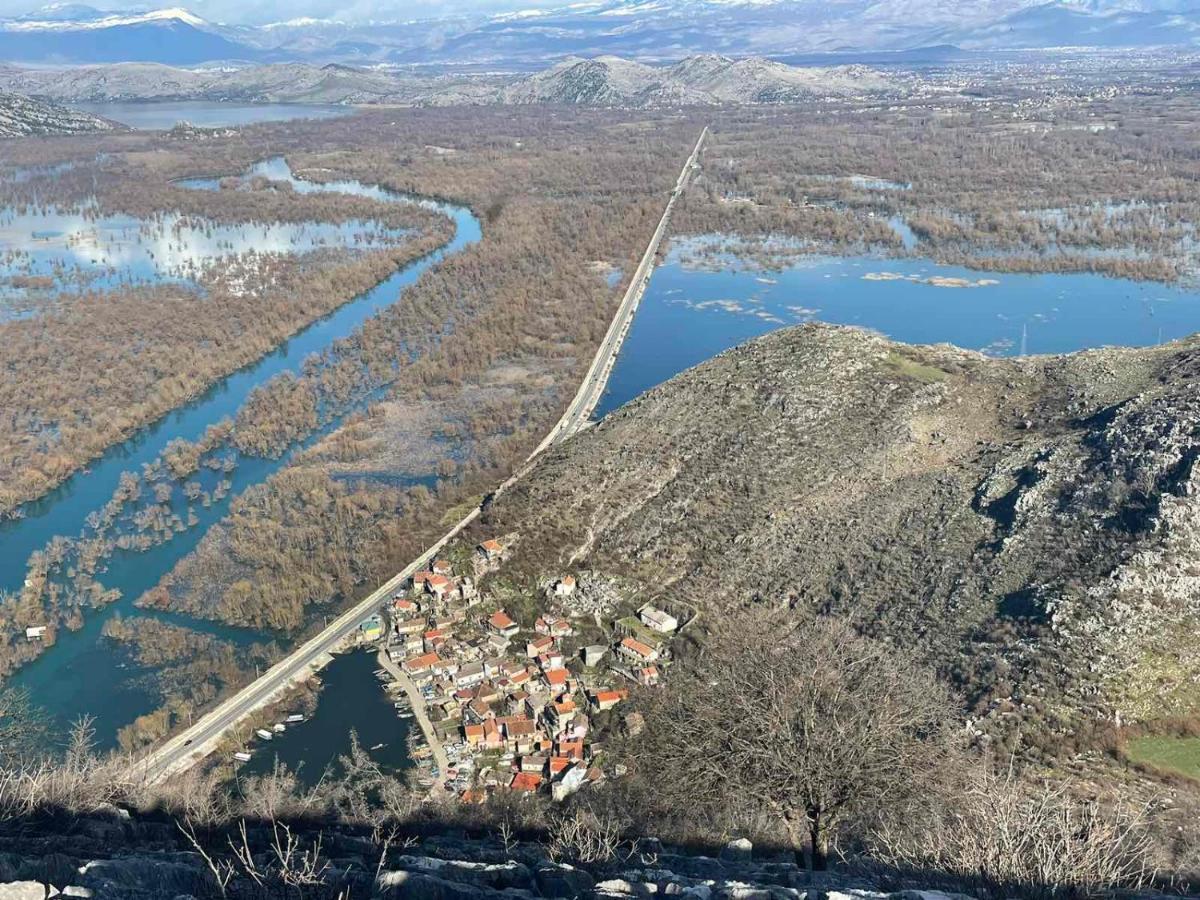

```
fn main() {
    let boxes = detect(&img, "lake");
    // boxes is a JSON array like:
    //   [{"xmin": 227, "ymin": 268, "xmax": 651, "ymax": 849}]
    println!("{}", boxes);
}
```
[
  {"xmin": 0, "ymin": 158, "xmax": 481, "ymax": 753},
  {"xmin": 236, "ymin": 650, "xmax": 414, "ymax": 787},
  {"xmin": 597, "ymin": 238, "xmax": 1200, "ymax": 417},
  {"xmin": 74, "ymin": 101, "xmax": 352, "ymax": 131}
]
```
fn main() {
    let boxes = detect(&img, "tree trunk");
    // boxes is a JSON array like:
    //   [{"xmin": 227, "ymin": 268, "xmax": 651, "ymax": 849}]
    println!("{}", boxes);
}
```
[{"xmin": 809, "ymin": 815, "xmax": 827, "ymax": 871}]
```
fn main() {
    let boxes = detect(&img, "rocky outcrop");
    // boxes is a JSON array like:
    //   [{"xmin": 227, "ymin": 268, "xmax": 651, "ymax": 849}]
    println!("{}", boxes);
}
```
[{"xmin": 0, "ymin": 819, "xmax": 976, "ymax": 900}]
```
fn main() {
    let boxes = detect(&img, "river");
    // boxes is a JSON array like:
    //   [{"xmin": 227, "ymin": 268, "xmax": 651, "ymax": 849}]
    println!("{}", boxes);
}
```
[{"xmin": 0, "ymin": 158, "xmax": 481, "ymax": 751}]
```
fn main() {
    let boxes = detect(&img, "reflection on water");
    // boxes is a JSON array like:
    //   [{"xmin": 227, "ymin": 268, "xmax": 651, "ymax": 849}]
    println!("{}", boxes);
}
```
[
  {"xmin": 598, "ymin": 236, "xmax": 1200, "ymax": 417},
  {"xmin": 0, "ymin": 205, "xmax": 406, "ymax": 301},
  {"xmin": 1, "ymin": 158, "xmax": 482, "ymax": 752},
  {"xmin": 0, "ymin": 155, "xmax": 412, "ymax": 309}
]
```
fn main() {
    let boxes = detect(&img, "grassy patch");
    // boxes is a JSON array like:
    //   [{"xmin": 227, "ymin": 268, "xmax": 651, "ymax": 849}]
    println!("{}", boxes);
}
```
[
  {"xmin": 883, "ymin": 351, "xmax": 948, "ymax": 385},
  {"xmin": 1125, "ymin": 734, "xmax": 1200, "ymax": 781},
  {"xmin": 440, "ymin": 495, "xmax": 485, "ymax": 526}
]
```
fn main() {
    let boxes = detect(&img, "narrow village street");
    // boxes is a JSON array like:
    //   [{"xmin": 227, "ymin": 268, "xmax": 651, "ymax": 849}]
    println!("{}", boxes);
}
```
[{"xmin": 376, "ymin": 648, "xmax": 451, "ymax": 798}]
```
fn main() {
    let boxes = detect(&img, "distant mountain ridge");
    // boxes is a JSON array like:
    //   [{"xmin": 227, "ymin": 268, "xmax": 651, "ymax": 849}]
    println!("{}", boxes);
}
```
[
  {"xmin": 0, "ymin": 88, "xmax": 119, "ymax": 136},
  {"xmin": 501, "ymin": 55, "xmax": 891, "ymax": 105},
  {"xmin": 0, "ymin": 55, "xmax": 896, "ymax": 107},
  {"xmin": 0, "ymin": 0, "xmax": 1198, "ymax": 65}
]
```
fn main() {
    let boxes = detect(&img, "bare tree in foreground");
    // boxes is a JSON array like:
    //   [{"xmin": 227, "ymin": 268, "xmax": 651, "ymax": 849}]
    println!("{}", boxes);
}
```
[
  {"xmin": 632, "ymin": 613, "xmax": 956, "ymax": 869},
  {"xmin": 866, "ymin": 758, "xmax": 1155, "ymax": 899}
]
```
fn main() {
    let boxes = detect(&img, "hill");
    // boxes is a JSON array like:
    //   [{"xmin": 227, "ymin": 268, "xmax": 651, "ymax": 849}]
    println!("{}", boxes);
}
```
[
  {"xmin": 477, "ymin": 323, "xmax": 1200, "ymax": 757},
  {"xmin": 0, "ymin": 56, "xmax": 892, "ymax": 108},
  {"xmin": 502, "ymin": 55, "xmax": 890, "ymax": 106},
  {"xmin": 0, "ymin": 89, "xmax": 118, "ymax": 136}
]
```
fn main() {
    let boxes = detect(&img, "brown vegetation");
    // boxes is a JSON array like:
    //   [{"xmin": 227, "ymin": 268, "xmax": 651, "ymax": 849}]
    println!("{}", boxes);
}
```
[{"xmin": 674, "ymin": 93, "xmax": 1200, "ymax": 280}]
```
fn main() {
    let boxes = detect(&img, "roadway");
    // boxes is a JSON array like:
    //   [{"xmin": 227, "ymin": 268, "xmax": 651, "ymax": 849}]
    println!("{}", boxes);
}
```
[{"xmin": 137, "ymin": 125, "xmax": 708, "ymax": 784}]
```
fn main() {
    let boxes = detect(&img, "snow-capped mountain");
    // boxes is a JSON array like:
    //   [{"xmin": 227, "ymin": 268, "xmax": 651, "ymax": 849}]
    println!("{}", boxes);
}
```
[
  {"xmin": 0, "ymin": 6, "xmax": 257, "ymax": 64},
  {"xmin": 0, "ymin": 0, "xmax": 1198, "ymax": 66}
]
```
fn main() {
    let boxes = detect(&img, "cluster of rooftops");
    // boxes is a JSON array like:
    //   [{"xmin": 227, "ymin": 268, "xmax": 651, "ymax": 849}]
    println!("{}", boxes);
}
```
[{"xmin": 374, "ymin": 539, "xmax": 680, "ymax": 800}]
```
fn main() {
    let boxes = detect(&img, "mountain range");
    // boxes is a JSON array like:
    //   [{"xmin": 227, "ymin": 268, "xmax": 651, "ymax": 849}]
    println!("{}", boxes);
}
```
[
  {"xmin": 0, "ymin": 1, "xmax": 1198, "ymax": 66},
  {"xmin": 0, "ymin": 55, "xmax": 896, "ymax": 106}
]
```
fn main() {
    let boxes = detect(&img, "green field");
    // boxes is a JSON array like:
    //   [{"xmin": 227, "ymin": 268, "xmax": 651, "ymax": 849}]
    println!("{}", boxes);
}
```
[{"xmin": 1125, "ymin": 735, "xmax": 1200, "ymax": 780}]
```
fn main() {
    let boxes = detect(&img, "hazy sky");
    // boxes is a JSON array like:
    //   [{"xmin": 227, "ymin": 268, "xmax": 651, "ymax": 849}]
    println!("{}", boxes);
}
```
[{"xmin": 0, "ymin": 0, "xmax": 565, "ymax": 24}]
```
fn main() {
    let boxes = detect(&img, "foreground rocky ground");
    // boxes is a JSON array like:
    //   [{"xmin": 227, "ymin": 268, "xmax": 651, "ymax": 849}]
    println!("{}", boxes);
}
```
[{"xmin": 0, "ymin": 808, "xmax": 977, "ymax": 900}]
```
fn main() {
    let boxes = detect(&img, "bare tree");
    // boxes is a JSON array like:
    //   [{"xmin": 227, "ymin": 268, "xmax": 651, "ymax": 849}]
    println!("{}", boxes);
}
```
[
  {"xmin": 633, "ymin": 613, "xmax": 956, "ymax": 869},
  {"xmin": 866, "ymin": 756, "xmax": 1156, "ymax": 898}
]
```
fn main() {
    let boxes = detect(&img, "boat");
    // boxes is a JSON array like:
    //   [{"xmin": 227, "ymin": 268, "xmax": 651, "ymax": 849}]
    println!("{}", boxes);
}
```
[
  {"xmin": 369, "ymin": 742, "xmax": 386, "ymax": 751},
  {"xmin": 285, "ymin": 714, "xmax": 305, "ymax": 723},
  {"xmin": 399, "ymin": 712, "xmax": 414, "ymax": 720},
  {"xmin": 273, "ymin": 723, "xmax": 286, "ymax": 733},
  {"xmin": 255, "ymin": 728, "xmax": 274, "ymax": 741},
  {"xmin": 233, "ymin": 752, "xmax": 252, "ymax": 762}
]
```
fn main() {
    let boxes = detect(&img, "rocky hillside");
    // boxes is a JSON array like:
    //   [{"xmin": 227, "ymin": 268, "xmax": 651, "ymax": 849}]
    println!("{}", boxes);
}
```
[
  {"xmin": 0, "ymin": 89, "xmax": 118, "ymax": 137},
  {"xmin": 502, "ymin": 55, "xmax": 891, "ymax": 106},
  {"xmin": 0, "ymin": 56, "xmax": 891, "ymax": 108},
  {"xmin": 479, "ymin": 324, "xmax": 1200, "ymax": 754}
]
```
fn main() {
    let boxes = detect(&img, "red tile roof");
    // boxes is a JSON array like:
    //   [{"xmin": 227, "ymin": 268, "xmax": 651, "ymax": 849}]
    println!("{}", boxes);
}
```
[
  {"xmin": 510, "ymin": 772, "xmax": 541, "ymax": 792},
  {"xmin": 620, "ymin": 636, "xmax": 656, "ymax": 659},
  {"xmin": 488, "ymin": 610, "xmax": 517, "ymax": 631}
]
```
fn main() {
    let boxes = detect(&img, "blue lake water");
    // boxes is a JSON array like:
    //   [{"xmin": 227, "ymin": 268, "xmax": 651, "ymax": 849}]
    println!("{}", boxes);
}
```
[
  {"xmin": 597, "ymin": 241, "xmax": 1200, "ymax": 417},
  {"xmin": 0, "ymin": 205, "xmax": 404, "ymax": 301},
  {"xmin": 1, "ymin": 159, "xmax": 481, "ymax": 750},
  {"xmin": 236, "ymin": 650, "xmax": 414, "ymax": 787},
  {"xmin": 74, "ymin": 102, "xmax": 352, "ymax": 131}
]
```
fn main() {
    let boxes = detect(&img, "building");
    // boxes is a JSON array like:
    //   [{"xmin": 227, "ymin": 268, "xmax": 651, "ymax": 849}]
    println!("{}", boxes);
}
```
[
  {"xmin": 553, "ymin": 575, "xmax": 577, "ymax": 597},
  {"xmin": 477, "ymin": 539, "xmax": 505, "ymax": 562},
  {"xmin": 360, "ymin": 617, "xmax": 384, "ymax": 642},
  {"xmin": 392, "ymin": 597, "xmax": 419, "ymax": 616},
  {"xmin": 619, "ymin": 636, "xmax": 660, "ymax": 663},
  {"xmin": 526, "ymin": 635, "xmax": 555, "ymax": 658},
  {"xmin": 402, "ymin": 652, "xmax": 441, "ymax": 676},
  {"xmin": 394, "ymin": 617, "xmax": 424, "ymax": 636},
  {"xmin": 432, "ymin": 559, "xmax": 454, "ymax": 576},
  {"xmin": 638, "ymin": 604, "xmax": 679, "ymax": 633},
  {"xmin": 24, "ymin": 625, "xmax": 47, "ymax": 641},
  {"xmin": 535, "ymin": 615, "xmax": 573, "ymax": 638},
  {"xmin": 549, "ymin": 698, "xmax": 577, "ymax": 726},
  {"xmin": 510, "ymin": 772, "xmax": 541, "ymax": 793},
  {"xmin": 581, "ymin": 645, "xmax": 607, "ymax": 668},
  {"xmin": 637, "ymin": 665, "xmax": 661, "ymax": 687},
  {"xmin": 487, "ymin": 609, "xmax": 520, "ymax": 638},
  {"xmin": 590, "ymin": 689, "xmax": 627, "ymax": 712},
  {"xmin": 521, "ymin": 755, "xmax": 548, "ymax": 774},
  {"xmin": 424, "ymin": 574, "xmax": 455, "ymax": 601}
]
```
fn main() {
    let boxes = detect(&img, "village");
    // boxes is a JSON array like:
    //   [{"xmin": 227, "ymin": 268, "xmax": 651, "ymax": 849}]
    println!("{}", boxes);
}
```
[{"xmin": 355, "ymin": 535, "xmax": 688, "ymax": 803}]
